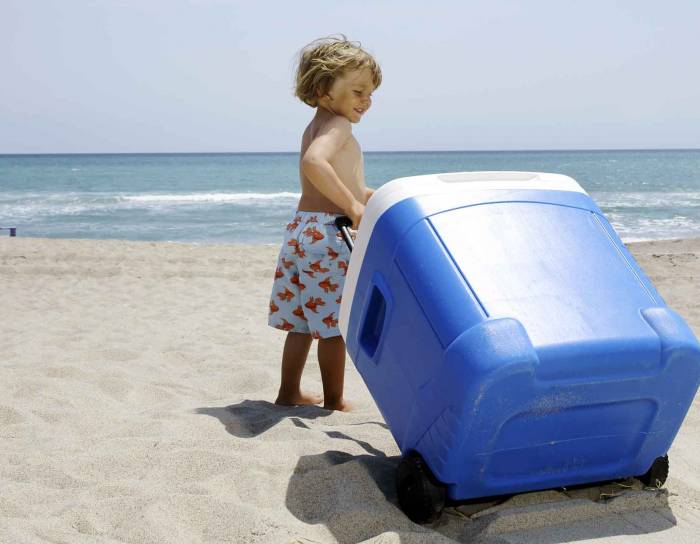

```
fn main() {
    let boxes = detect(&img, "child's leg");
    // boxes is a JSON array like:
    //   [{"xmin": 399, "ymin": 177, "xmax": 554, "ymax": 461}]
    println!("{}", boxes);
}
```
[
  {"xmin": 318, "ymin": 335, "xmax": 351, "ymax": 411},
  {"xmin": 275, "ymin": 332, "xmax": 322, "ymax": 406}
]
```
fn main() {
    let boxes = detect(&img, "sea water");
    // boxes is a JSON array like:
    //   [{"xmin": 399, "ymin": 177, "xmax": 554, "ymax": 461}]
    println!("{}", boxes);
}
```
[{"xmin": 1, "ymin": 150, "xmax": 699, "ymax": 244}]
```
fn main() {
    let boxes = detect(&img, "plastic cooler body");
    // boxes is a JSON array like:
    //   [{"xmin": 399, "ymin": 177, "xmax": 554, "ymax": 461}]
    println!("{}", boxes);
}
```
[{"xmin": 338, "ymin": 172, "xmax": 700, "ymax": 501}]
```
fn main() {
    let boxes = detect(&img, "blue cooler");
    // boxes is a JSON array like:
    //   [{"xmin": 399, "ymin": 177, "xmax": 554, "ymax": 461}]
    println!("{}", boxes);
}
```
[{"xmin": 337, "ymin": 171, "xmax": 700, "ymax": 522}]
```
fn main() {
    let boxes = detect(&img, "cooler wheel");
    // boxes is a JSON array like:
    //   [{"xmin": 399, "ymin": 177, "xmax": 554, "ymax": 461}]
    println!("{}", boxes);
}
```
[
  {"xmin": 637, "ymin": 455, "xmax": 669, "ymax": 488},
  {"xmin": 396, "ymin": 451, "xmax": 446, "ymax": 523}
]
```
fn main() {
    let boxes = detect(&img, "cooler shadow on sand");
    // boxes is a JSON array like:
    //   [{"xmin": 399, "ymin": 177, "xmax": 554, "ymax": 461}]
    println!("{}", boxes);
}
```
[
  {"xmin": 285, "ymin": 448, "xmax": 678, "ymax": 544},
  {"xmin": 197, "ymin": 401, "xmax": 678, "ymax": 543},
  {"xmin": 441, "ymin": 482, "xmax": 677, "ymax": 544},
  {"xmin": 290, "ymin": 416, "xmax": 388, "ymax": 458},
  {"xmin": 285, "ymin": 450, "xmax": 409, "ymax": 544}
]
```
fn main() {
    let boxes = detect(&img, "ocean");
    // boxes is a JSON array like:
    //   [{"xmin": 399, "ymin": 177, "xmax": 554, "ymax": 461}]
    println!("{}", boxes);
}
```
[{"xmin": 1, "ymin": 150, "xmax": 699, "ymax": 244}]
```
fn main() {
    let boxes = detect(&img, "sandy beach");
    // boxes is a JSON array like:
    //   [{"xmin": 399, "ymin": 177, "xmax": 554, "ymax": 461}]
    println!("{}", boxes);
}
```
[{"xmin": 1, "ymin": 236, "xmax": 698, "ymax": 544}]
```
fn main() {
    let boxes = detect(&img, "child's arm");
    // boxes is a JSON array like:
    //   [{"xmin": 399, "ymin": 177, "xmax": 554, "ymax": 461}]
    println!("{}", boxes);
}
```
[
  {"xmin": 301, "ymin": 117, "xmax": 365, "ymax": 227},
  {"xmin": 363, "ymin": 187, "xmax": 375, "ymax": 204}
]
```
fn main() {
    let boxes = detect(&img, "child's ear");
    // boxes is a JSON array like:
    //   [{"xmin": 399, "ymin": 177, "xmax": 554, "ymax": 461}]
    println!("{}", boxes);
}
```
[{"xmin": 317, "ymin": 91, "xmax": 330, "ymax": 107}]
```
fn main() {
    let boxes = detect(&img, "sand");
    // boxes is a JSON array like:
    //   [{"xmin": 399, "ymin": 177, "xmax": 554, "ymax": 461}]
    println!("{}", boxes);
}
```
[{"xmin": 1, "ymin": 236, "xmax": 698, "ymax": 543}]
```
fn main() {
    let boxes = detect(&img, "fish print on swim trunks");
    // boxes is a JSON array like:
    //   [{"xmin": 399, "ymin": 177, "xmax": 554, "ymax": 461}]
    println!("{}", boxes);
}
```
[{"xmin": 268, "ymin": 211, "xmax": 352, "ymax": 338}]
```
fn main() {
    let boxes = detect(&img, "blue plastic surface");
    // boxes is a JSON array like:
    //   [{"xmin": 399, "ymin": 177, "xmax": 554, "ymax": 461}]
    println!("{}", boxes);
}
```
[{"xmin": 344, "ymin": 187, "xmax": 700, "ymax": 500}]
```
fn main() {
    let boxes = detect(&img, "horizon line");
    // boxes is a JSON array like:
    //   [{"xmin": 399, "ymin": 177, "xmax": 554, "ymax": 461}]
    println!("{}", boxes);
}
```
[{"xmin": 1, "ymin": 147, "xmax": 700, "ymax": 157}]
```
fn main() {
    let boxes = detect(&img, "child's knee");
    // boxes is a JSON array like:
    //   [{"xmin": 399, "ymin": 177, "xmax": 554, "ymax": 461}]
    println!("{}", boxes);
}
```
[{"xmin": 319, "ymin": 334, "xmax": 344, "ymax": 345}]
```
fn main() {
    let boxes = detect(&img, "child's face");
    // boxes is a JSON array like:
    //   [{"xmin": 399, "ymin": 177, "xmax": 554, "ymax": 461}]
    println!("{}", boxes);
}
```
[{"xmin": 321, "ymin": 67, "xmax": 375, "ymax": 123}]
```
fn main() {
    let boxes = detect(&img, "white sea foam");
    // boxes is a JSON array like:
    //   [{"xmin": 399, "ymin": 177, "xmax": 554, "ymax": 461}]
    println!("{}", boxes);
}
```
[
  {"xmin": 611, "ymin": 215, "xmax": 700, "ymax": 243},
  {"xmin": 120, "ymin": 192, "xmax": 301, "ymax": 203},
  {"xmin": 592, "ymin": 191, "xmax": 700, "ymax": 209},
  {"xmin": 3, "ymin": 189, "xmax": 700, "ymax": 243},
  {"xmin": 0, "ymin": 191, "xmax": 302, "ymax": 220}
]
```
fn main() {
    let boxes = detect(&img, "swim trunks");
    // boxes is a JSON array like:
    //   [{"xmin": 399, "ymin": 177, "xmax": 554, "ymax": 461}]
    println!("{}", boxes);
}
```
[{"xmin": 268, "ymin": 211, "xmax": 351, "ymax": 338}]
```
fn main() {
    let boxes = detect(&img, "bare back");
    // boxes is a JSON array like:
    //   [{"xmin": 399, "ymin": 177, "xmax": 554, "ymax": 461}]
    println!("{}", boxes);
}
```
[{"xmin": 297, "ymin": 113, "xmax": 367, "ymax": 213}]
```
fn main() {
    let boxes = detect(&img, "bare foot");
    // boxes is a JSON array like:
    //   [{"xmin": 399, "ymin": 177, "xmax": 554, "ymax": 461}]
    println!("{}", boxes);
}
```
[
  {"xmin": 275, "ymin": 390, "xmax": 323, "ymax": 407},
  {"xmin": 323, "ymin": 398, "xmax": 353, "ymax": 412}
]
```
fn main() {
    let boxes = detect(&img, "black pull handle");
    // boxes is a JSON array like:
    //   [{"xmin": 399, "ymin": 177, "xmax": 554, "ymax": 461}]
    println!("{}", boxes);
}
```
[{"xmin": 334, "ymin": 215, "xmax": 354, "ymax": 252}]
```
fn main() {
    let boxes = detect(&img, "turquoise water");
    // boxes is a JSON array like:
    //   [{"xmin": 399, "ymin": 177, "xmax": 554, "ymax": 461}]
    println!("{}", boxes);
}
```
[{"xmin": 1, "ymin": 150, "xmax": 699, "ymax": 244}]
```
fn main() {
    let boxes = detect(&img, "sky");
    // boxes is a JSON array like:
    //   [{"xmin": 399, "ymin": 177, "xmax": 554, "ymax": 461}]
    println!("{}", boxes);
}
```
[{"xmin": 1, "ymin": 0, "xmax": 699, "ymax": 153}]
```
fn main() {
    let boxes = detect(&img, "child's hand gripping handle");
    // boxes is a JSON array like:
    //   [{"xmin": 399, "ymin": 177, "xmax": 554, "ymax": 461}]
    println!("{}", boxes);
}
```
[{"xmin": 334, "ymin": 216, "xmax": 354, "ymax": 252}]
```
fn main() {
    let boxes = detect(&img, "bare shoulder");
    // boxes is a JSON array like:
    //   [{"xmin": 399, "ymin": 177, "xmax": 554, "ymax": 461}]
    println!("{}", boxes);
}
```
[
  {"xmin": 304, "ymin": 115, "xmax": 353, "ymax": 154},
  {"xmin": 302, "ymin": 114, "xmax": 357, "ymax": 162},
  {"xmin": 318, "ymin": 114, "xmax": 352, "ymax": 136}
]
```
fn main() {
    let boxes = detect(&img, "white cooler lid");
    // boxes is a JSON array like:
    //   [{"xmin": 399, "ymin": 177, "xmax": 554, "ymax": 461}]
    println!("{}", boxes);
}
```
[{"xmin": 338, "ymin": 171, "xmax": 587, "ymax": 338}]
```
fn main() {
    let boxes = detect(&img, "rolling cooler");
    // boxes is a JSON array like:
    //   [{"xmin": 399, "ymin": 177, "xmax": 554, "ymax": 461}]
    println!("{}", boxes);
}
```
[{"xmin": 335, "ymin": 171, "xmax": 700, "ymax": 523}]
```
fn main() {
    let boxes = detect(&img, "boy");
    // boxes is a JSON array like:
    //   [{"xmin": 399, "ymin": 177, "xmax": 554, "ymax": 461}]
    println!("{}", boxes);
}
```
[{"xmin": 268, "ymin": 36, "xmax": 381, "ymax": 411}]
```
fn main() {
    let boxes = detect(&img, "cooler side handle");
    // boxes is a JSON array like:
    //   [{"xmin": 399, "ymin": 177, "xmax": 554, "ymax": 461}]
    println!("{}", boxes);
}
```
[{"xmin": 358, "ymin": 272, "xmax": 393, "ymax": 361}]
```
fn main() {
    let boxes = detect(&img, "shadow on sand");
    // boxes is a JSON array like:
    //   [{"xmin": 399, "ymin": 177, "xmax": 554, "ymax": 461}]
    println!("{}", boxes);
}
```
[
  {"xmin": 285, "ymin": 453, "xmax": 677, "ymax": 544},
  {"xmin": 196, "ymin": 399, "xmax": 389, "ymax": 440},
  {"xmin": 195, "ymin": 399, "xmax": 333, "ymax": 438},
  {"xmin": 197, "ymin": 400, "xmax": 677, "ymax": 543}
]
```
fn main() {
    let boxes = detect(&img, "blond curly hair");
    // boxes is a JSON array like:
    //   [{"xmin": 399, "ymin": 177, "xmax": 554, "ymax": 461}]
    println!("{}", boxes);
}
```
[{"xmin": 294, "ymin": 35, "xmax": 382, "ymax": 107}]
